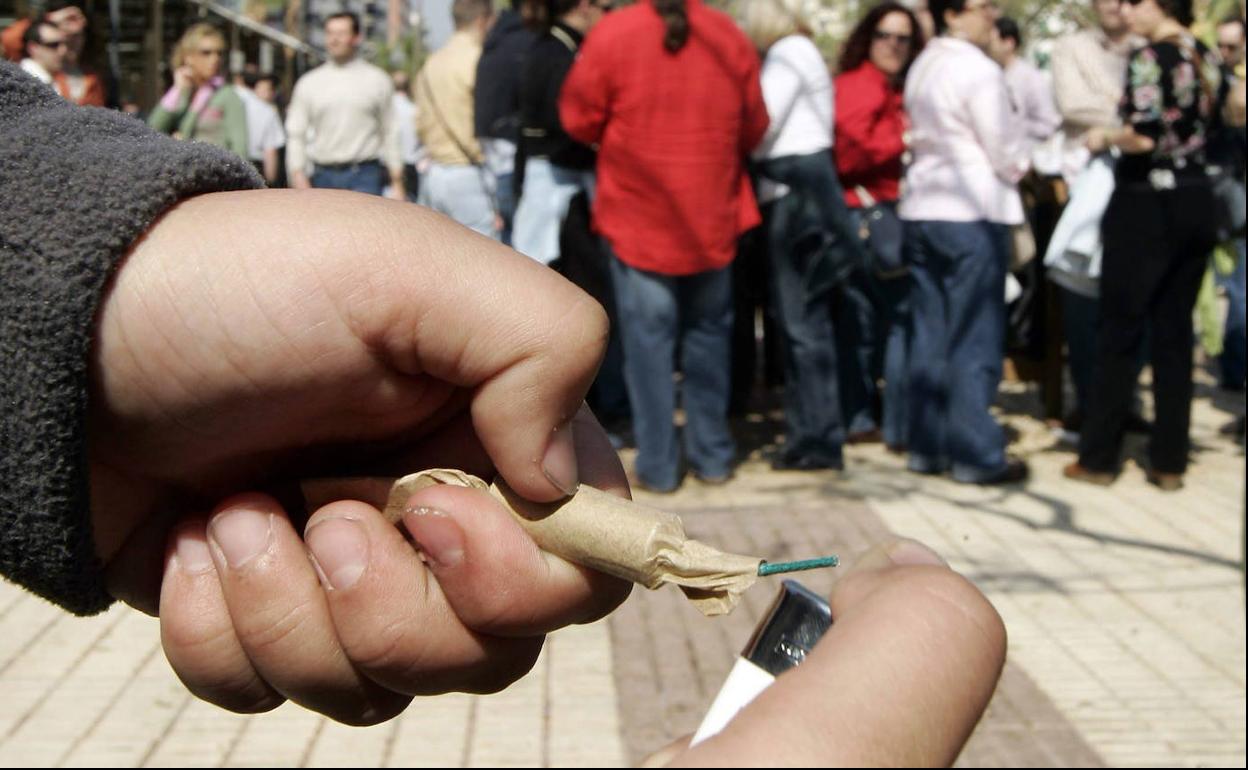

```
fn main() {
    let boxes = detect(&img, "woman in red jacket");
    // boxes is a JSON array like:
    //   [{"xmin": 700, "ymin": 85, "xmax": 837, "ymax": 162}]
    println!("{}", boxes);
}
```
[
  {"xmin": 832, "ymin": 2, "xmax": 925, "ymax": 453},
  {"xmin": 560, "ymin": 0, "xmax": 769, "ymax": 492}
]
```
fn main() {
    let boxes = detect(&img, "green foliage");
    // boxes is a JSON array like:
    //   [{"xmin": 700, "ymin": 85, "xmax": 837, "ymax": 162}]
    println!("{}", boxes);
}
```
[{"xmin": 369, "ymin": 27, "xmax": 427, "ymax": 76}]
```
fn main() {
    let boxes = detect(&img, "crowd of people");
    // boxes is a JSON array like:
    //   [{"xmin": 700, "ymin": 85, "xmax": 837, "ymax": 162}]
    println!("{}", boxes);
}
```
[{"xmin": 7, "ymin": 0, "xmax": 1245, "ymax": 495}]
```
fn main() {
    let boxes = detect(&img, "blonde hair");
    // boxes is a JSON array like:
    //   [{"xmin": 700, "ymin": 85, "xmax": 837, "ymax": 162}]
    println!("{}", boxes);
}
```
[
  {"xmin": 172, "ymin": 22, "xmax": 225, "ymax": 68},
  {"xmin": 741, "ymin": 0, "xmax": 811, "ymax": 52}
]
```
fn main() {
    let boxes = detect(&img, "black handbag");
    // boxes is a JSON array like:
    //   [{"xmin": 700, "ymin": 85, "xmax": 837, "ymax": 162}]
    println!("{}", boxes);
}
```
[{"xmin": 854, "ymin": 186, "xmax": 906, "ymax": 278}]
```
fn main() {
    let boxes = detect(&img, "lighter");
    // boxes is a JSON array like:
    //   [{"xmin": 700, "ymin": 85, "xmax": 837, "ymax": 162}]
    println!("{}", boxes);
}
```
[{"xmin": 690, "ymin": 580, "xmax": 832, "ymax": 746}]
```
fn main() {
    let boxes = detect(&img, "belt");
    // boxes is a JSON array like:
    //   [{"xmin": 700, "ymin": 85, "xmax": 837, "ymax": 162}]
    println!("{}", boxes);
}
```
[{"xmin": 315, "ymin": 158, "xmax": 380, "ymax": 171}]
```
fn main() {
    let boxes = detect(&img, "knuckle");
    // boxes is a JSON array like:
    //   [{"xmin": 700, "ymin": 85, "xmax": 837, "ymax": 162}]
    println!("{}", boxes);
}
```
[
  {"xmin": 236, "ymin": 596, "xmax": 320, "ymax": 657},
  {"xmin": 342, "ymin": 616, "xmax": 429, "ymax": 678}
]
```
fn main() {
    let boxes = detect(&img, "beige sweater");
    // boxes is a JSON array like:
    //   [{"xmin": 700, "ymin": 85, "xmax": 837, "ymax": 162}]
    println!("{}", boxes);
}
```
[{"xmin": 285, "ymin": 57, "xmax": 402, "ymax": 175}]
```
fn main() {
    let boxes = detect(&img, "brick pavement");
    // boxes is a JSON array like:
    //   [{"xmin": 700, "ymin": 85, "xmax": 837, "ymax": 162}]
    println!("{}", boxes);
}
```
[{"xmin": 0, "ymin": 382, "xmax": 1242, "ymax": 767}]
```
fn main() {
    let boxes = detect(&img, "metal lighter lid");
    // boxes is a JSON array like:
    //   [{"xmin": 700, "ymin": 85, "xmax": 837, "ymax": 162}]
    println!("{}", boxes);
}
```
[{"xmin": 741, "ymin": 580, "xmax": 833, "ymax": 677}]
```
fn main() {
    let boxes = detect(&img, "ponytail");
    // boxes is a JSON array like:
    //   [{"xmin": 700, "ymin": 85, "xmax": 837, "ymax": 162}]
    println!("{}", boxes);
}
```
[{"xmin": 654, "ymin": 0, "xmax": 689, "ymax": 52}]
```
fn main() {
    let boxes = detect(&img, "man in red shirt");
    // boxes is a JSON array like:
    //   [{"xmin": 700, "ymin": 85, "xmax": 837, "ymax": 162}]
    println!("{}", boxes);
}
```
[{"xmin": 561, "ymin": 0, "xmax": 769, "ymax": 492}]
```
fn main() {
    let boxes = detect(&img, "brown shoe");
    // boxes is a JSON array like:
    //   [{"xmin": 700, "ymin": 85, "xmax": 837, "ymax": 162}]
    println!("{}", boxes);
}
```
[
  {"xmin": 1145, "ymin": 470, "xmax": 1183, "ymax": 491},
  {"xmin": 1063, "ymin": 462, "xmax": 1115, "ymax": 486}
]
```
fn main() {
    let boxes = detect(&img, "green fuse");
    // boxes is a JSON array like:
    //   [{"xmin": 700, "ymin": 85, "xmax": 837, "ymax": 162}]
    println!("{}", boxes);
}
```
[{"xmin": 757, "ymin": 556, "xmax": 840, "ymax": 576}]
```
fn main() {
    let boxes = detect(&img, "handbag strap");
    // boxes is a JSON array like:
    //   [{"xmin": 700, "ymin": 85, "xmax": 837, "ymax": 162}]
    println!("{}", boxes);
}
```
[
  {"xmin": 854, "ymin": 185, "xmax": 877, "ymax": 208},
  {"xmin": 419, "ymin": 69, "xmax": 481, "ymax": 167}
]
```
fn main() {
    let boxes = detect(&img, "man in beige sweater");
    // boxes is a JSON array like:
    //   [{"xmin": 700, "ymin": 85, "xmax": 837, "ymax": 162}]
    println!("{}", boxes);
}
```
[
  {"xmin": 286, "ymin": 13, "xmax": 404, "ymax": 199},
  {"xmin": 415, "ymin": 0, "xmax": 498, "ymax": 238}
]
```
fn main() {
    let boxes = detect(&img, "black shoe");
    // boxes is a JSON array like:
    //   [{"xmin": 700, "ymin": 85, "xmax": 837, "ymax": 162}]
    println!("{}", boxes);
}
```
[
  {"xmin": 1124, "ymin": 413, "xmax": 1153, "ymax": 435},
  {"xmin": 975, "ymin": 459, "xmax": 1030, "ymax": 485},
  {"xmin": 770, "ymin": 452, "xmax": 843, "ymax": 471}
]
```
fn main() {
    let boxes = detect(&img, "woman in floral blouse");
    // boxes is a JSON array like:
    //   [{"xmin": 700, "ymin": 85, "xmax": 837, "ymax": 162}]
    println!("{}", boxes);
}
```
[{"xmin": 1065, "ymin": 0, "xmax": 1225, "ymax": 490}]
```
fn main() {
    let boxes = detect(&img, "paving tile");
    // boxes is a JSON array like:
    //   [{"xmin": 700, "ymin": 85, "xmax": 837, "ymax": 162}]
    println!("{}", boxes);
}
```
[{"xmin": 386, "ymin": 693, "xmax": 474, "ymax": 768}]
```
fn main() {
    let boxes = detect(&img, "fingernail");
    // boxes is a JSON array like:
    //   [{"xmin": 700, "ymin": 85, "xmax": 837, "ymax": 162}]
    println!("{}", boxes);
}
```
[
  {"xmin": 175, "ymin": 528, "xmax": 215, "ymax": 574},
  {"xmin": 542, "ymin": 420, "xmax": 579, "ymax": 497},
  {"xmin": 404, "ymin": 506, "xmax": 464, "ymax": 568},
  {"xmin": 208, "ymin": 508, "xmax": 274, "ymax": 569},
  {"xmin": 305, "ymin": 517, "xmax": 368, "ymax": 591},
  {"xmin": 887, "ymin": 539, "xmax": 948, "ymax": 567}
]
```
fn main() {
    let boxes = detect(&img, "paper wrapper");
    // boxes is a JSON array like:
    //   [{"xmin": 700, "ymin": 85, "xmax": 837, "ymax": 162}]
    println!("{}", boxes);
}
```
[{"xmin": 302, "ymin": 469, "xmax": 762, "ymax": 616}]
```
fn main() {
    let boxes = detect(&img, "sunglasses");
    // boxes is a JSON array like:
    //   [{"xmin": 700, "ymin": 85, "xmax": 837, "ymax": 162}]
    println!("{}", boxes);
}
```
[
  {"xmin": 873, "ymin": 30, "xmax": 913, "ymax": 45},
  {"xmin": 37, "ymin": 38, "xmax": 69, "ymax": 49},
  {"xmin": 197, "ymin": 47, "xmax": 226, "ymax": 56}
]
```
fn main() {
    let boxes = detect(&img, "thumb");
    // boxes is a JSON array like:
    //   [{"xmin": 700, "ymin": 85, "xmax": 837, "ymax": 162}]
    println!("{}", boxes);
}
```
[
  {"xmin": 352, "ymin": 198, "xmax": 609, "ymax": 503},
  {"xmin": 674, "ymin": 540, "xmax": 1006, "ymax": 767}
]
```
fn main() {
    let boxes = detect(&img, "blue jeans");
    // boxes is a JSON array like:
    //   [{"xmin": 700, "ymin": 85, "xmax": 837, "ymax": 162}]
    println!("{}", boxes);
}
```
[
  {"xmin": 311, "ymin": 160, "xmax": 385, "ymax": 195},
  {"xmin": 609, "ymin": 254, "xmax": 736, "ymax": 490},
  {"xmin": 837, "ymin": 273, "xmax": 910, "ymax": 446},
  {"xmin": 764, "ymin": 196, "xmax": 845, "ymax": 465},
  {"xmin": 836, "ymin": 207, "xmax": 910, "ymax": 446},
  {"xmin": 495, "ymin": 171, "xmax": 517, "ymax": 247},
  {"xmin": 1220, "ymin": 235, "xmax": 1246, "ymax": 387},
  {"xmin": 905, "ymin": 220, "xmax": 1008, "ymax": 481},
  {"xmin": 757, "ymin": 151, "xmax": 868, "ymax": 298}
]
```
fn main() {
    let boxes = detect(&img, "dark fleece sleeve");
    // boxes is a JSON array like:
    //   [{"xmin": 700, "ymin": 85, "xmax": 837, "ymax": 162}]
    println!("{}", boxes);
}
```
[{"xmin": 0, "ymin": 63, "xmax": 263, "ymax": 615}]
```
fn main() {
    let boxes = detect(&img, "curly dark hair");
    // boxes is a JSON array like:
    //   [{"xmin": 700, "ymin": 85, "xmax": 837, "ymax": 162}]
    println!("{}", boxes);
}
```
[
  {"xmin": 1153, "ymin": 0, "xmax": 1195, "ymax": 27},
  {"xmin": 837, "ymin": 2, "xmax": 926, "ymax": 78}
]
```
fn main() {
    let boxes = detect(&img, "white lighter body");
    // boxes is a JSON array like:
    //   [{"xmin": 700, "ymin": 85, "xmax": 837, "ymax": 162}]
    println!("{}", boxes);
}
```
[{"xmin": 690, "ymin": 580, "xmax": 833, "ymax": 746}]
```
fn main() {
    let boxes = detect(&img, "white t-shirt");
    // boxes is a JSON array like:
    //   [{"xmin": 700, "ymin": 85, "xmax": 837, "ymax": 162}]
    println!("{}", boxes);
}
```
[
  {"xmin": 20, "ymin": 58, "xmax": 54, "ymax": 87},
  {"xmin": 752, "ymin": 35, "xmax": 834, "ymax": 161},
  {"xmin": 392, "ymin": 91, "xmax": 423, "ymax": 166},
  {"xmin": 237, "ymin": 86, "xmax": 285, "ymax": 163}
]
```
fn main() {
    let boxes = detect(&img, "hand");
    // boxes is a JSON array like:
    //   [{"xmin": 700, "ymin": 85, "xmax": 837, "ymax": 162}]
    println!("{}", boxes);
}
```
[
  {"xmin": 289, "ymin": 170, "xmax": 313, "ymax": 189},
  {"xmin": 158, "ymin": 406, "xmax": 631, "ymax": 724},
  {"xmin": 1085, "ymin": 126, "xmax": 1110, "ymax": 153},
  {"xmin": 647, "ymin": 540, "xmax": 1007, "ymax": 766},
  {"xmin": 385, "ymin": 185, "xmax": 406, "ymax": 202},
  {"xmin": 172, "ymin": 65, "xmax": 194, "ymax": 93},
  {"xmin": 89, "ymin": 189, "xmax": 624, "ymax": 720}
]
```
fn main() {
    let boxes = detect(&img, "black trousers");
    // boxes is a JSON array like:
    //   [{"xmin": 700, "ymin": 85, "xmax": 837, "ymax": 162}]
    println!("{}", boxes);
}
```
[{"xmin": 1079, "ymin": 179, "xmax": 1218, "ymax": 474}]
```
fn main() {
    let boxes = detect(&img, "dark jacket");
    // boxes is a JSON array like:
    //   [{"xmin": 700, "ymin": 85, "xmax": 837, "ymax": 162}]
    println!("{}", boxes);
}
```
[
  {"xmin": 518, "ymin": 22, "xmax": 595, "ymax": 171},
  {"xmin": 474, "ymin": 9, "xmax": 536, "ymax": 142},
  {"xmin": 0, "ymin": 62, "xmax": 262, "ymax": 614}
]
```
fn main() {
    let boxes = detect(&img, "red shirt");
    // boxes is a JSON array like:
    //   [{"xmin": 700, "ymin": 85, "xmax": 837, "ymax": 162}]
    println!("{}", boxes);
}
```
[
  {"xmin": 559, "ymin": 0, "xmax": 769, "ymax": 276},
  {"xmin": 833, "ymin": 62, "xmax": 907, "ymax": 208}
]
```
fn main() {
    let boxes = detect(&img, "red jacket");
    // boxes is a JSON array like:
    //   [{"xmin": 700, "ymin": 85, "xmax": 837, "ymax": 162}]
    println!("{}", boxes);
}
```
[
  {"xmin": 833, "ymin": 62, "xmax": 907, "ymax": 208},
  {"xmin": 559, "ymin": 0, "xmax": 769, "ymax": 276},
  {"xmin": 53, "ymin": 70, "xmax": 106, "ymax": 107}
]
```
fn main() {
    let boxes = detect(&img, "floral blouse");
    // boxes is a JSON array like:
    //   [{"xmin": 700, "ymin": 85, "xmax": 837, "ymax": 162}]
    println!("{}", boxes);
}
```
[{"xmin": 1119, "ymin": 36, "xmax": 1225, "ymax": 173}]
